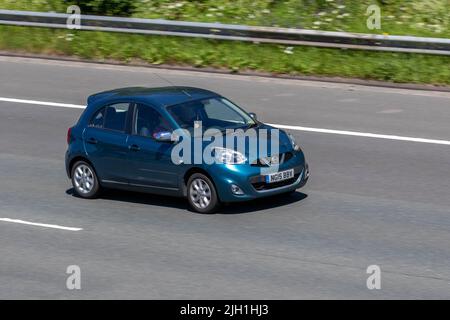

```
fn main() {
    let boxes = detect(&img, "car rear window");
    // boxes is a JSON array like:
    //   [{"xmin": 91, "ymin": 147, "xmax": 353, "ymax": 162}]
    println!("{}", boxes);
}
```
[
  {"xmin": 89, "ymin": 107, "xmax": 106, "ymax": 128},
  {"xmin": 89, "ymin": 103, "xmax": 130, "ymax": 132}
]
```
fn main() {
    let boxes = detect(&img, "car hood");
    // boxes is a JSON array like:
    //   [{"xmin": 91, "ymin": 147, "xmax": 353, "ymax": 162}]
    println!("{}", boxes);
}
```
[{"xmin": 195, "ymin": 123, "xmax": 294, "ymax": 163}]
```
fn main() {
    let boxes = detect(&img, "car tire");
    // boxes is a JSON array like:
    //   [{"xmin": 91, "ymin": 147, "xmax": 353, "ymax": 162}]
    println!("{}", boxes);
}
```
[
  {"xmin": 187, "ymin": 173, "xmax": 220, "ymax": 214},
  {"xmin": 71, "ymin": 160, "xmax": 101, "ymax": 199}
]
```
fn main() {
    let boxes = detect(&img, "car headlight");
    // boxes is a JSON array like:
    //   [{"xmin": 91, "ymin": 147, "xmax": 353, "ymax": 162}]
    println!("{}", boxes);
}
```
[
  {"xmin": 288, "ymin": 133, "xmax": 301, "ymax": 151},
  {"xmin": 213, "ymin": 147, "xmax": 247, "ymax": 164}
]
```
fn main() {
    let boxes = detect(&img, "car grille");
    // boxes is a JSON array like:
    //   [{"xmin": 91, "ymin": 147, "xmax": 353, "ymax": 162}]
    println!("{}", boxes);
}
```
[
  {"xmin": 251, "ymin": 173, "xmax": 301, "ymax": 191},
  {"xmin": 251, "ymin": 152, "xmax": 293, "ymax": 167}
]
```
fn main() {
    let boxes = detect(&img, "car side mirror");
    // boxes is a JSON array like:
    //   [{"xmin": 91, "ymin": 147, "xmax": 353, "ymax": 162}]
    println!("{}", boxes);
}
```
[
  {"xmin": 154, "ymin": 131, "xmax": 174, "ymax": 142},
  {"xmin": 249, "ymin": 112, "xmax": 257, "ymax": 121}
]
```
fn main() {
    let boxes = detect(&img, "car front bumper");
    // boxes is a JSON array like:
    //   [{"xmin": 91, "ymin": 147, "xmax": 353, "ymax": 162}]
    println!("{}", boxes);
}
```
[{"xmin": 207, "ymin": 151, "xmax": 309, "ymax": 202}]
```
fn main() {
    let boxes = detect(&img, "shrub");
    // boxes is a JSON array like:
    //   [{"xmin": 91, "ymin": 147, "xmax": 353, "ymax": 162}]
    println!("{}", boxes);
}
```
[{"xmin": 65, "ymin": 0, "xmax": 136, "ymax": 17}]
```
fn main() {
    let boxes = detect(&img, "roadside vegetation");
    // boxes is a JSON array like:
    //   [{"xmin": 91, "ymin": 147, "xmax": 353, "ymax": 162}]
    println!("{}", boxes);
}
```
[
  {"xmin": 1, "ymin": 0, "xmax": 448, "ymax": 37},
  {"xmin": 0, "ymin": 1, "xmax": 448, "ymax": 85},
  {"xmin": 1, "ymin": 25, "xmax": 449, "ymax": 85}
]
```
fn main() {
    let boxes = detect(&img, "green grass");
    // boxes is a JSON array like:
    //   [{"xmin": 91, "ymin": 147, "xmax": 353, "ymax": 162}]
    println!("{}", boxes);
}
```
[
  {"xmin": 0, "ymin": 1, "xmax": 448, "ymax": 85},
  {"xmin": 0, "ymin": 0, "xmax": 449, "ymax": 38},
  {"xmin": 1, "ymin": 25, "xmax": 449, "ymax": 85}
]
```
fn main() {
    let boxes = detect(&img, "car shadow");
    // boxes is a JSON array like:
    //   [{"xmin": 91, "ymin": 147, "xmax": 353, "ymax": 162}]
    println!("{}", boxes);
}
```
[
  {"xmin": 220, "ymin": 192, "xmax": 308, "ymax": 214},
  {"xmin": 66, "ymin": 188, "xmax": 308, "ymax": 214},
  {"xmin": 66, "ymin": 187, "xmax": 188, "ymax": 210}
]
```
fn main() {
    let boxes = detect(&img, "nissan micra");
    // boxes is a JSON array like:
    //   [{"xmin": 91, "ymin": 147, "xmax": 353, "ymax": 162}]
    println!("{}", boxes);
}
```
[{"xmin": 66, "ymin": 87, "xmax": 309, "ymax": 213}]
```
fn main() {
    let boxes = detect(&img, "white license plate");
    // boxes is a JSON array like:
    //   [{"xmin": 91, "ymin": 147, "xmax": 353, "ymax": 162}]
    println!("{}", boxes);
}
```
[{"xmin": 265, "ymin": 169, "xmax": 294, "ymax": 183}]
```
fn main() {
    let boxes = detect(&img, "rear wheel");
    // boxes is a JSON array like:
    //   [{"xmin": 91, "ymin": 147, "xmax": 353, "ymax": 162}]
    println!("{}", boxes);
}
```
[
  {"xmin": 71, "ymin": 161, "xmax": 101, "ymax": 199},
  {"xmin": 187, "ymin": 173, "xmax": 220, "ymax": 214}
]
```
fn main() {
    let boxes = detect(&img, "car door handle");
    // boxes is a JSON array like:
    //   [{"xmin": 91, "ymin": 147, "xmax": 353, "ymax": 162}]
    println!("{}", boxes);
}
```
[
  {"xmin": 86, "ymin": 137, "xmax": 98, "ymax": 144},
  {"xmin": 129, "ymin": 144, "xmax": 140, "ymax": 152}
]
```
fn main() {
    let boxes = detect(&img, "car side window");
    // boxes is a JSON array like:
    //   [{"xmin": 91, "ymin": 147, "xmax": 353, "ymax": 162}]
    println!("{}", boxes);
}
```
[
  {"xmin": 134, "ymin": 104, "xmax": 172, "ymax": 139},
  {"xmin": 103, "ymin": 103, "xmax": 130, "ymax": 132},
  {"xmin": 89, "ymin": 107, "xmax": 106, "ymax": 128}
]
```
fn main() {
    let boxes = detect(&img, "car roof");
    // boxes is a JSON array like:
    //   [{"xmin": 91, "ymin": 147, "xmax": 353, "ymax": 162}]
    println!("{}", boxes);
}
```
[{"xmin": 87, "ymin": 86, "xmax": 219, "ymax": 108}]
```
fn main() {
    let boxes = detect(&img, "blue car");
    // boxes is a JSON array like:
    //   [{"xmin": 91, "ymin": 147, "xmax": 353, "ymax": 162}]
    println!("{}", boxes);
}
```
[{"xmin": 65, "ymin": 87, "xmax": 309, "ymax": 213}]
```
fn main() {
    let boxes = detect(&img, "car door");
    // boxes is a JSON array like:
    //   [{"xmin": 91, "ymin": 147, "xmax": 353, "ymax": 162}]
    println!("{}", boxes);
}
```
[
  {"xmin": 83, "ymin": 102, "xmax": 131, "ymax": 183},
  {"xmin": 126, "ymin": 103, "xmax": 180, "ymax": 189}
]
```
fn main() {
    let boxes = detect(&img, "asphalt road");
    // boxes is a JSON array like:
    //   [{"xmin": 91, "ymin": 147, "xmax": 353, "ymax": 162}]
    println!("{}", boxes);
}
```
[{"xmin": 1, "ymin": 56, "xmax": 450, "ymax": 299}]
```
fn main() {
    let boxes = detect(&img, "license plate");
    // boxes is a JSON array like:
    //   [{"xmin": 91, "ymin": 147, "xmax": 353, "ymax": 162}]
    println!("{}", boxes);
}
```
[{"xmin": 265, "ymin": 169, "xmax": 294, "ymax": 184}]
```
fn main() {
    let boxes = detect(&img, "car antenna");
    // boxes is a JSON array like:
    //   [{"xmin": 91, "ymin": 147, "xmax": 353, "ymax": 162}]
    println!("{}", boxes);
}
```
[{"xmin": 151, "ymin": 72, "xmax": 191, "ymax": 98}]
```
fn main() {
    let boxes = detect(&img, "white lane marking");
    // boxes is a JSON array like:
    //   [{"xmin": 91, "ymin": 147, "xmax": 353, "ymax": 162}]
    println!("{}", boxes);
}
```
[
  {"xmin": 1, "ymin": 96, "xmax": 450, "ymax": 146},
  {"xmin": 0, "ymin": 218, "xmax": 83, "ymax": 231},
  {"xmin": 269, "ymin": 123, "xmax": 450, "ymax": 146},
  {"xmin": 0, "ymin": 97, "xmax": 85, "ymax": 109}
]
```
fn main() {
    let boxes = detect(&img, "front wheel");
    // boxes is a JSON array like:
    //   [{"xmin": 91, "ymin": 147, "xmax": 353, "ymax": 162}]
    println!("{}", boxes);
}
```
[
  {"xmin": 71, "ymin": 161, "xmax": 101, "ymax": 199},
  {"xmin": 187, "ymin": 173, "xmax": 220, "ymax": 214}
]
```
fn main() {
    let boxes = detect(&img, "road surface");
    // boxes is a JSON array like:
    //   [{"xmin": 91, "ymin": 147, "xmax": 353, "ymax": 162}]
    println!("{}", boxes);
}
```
[{"xmin": 0, "ymin": 56, "xmax": 450, "ymax": 299}]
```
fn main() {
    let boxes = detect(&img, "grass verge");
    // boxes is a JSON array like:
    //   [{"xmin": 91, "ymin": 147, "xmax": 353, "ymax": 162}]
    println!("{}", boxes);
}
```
[
  {"xmin": 1, "ymin": 0, "xmax": 449, "ymax": 38},
  {"xmin": 1, "ymin": 25, "xmax": 449, "ymax": 85}
]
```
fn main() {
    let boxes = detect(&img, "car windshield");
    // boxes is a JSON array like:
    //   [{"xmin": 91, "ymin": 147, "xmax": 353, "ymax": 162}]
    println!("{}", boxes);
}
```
[{"xmin": 166, "ymin": 97, "xmax": 256, "ymax": 133}]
